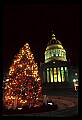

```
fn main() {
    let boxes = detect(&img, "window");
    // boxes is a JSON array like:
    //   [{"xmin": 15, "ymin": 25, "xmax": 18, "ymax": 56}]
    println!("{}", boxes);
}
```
[
  {"xmin": 65, "ymin": 67, "xmax": 68, "ymax": 81},
  {"xmin": 47, "ymin": 68, "xmax": 49, "ymax": 70},
  {"xmin": 57, "ymin": 50, "xmax": 60, "ymax": 56},
  {"xmin": 50, "ymin": 68, "xmax": 53, "ymax": 82},
  {"xmin": 51, "ymin": 50, "xmax": 53, "ymax": 57},
  {"xmin": 59, "ymin": 50, "xmax": 61, "ymax": 56},
  {"xmin": 65, "ymin": 67, "xmax": 67, "ymax": 71},
  {"xmin": 47, "ymin": 68, "xmax": 49, "ymax": 82},
  {"xmin": 63, "ymin": 53, "xmax": 65, "ymax": 58},
  {"xmin": 53, "ymin": 50, "xmax": 56, "ymax": 54},
  {"xmin": 57, "ymin": 67, "xmax": 61, "ymax": 82},
  {"xmin": 56, "ymin": 50, "xmax": 58, "ymax": 56},
  {"xmin": 49, "ymin": 51, "xmax": 52, "ymax": 58},
  {"xmin": 56, "ymin": 54, "xmax": 58, "ymax": 56},
  {"xmin": 61, "ymin": 67, "xmax": 65, "ymax": 82},
  {"xmin": 45, "ymin": 56, "xmax": 46, "ymax": 59},
  {"xmin": 52, "ymin": 54, "xmax": 53, "ymax": 56},
  {"xmin": 54, "ymin": 68, "xmax": 57, "ymax": 82},
  {"xmin": 61, "ymin": 51, "xmax": 63, "ymax": 56},
  {"xmin": 61, "ymin": 67, "xmax": 63, "ymax": 70},
  {"xmin": 45, "ymin": 52, "xmax": 48, "ymax": 60},
  {"xmin": 47, "ymin": 52, "xmax": 49, "ymax": 59}
]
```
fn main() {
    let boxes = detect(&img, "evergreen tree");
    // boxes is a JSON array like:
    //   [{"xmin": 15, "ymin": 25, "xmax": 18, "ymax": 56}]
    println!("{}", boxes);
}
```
[{"xmin": 3, "ymin": 43, "xmax": 42, "ymax": 109}]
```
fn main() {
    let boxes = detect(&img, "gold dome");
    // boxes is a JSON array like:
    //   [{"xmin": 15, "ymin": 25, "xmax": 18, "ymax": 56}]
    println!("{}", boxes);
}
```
[
  {"xmin": 45, "ymin": 32, "xmax": 67, "ymax": 63},
  {"xmin": 47, "ymin": 33, "xmax": 62, "ymax": 47}
]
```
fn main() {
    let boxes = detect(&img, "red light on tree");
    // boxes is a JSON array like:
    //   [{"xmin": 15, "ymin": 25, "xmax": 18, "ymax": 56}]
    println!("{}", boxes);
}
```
[{"xmin": 3, "ymin": 42, "xmax": 42, "ymax": 109}]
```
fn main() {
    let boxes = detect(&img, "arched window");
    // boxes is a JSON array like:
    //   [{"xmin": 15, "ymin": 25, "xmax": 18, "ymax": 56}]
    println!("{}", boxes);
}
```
[
  {"xmin": 62, "ymin": 51, "xmax": 63, "ymax": 57},
  {"xmin": 57, "ymin": 50, "xmax": 60, "ymax": 56},
  {"xmin": 47, "ymin": 68, "xmax": 49, "ymax": 82},
  {"xmin": 65, "ymin": 67, "xmax": 68, "ymax": 81},
  {"xmin": 59, "ymin": 50, "xmax": 61, "ymax": 56},
  {"xmin": 50, "ymin": 68, "xmax": 53, "ymax": 82},
  {"xmin": 55, "ymin": 50, "xmax": 58, "ymax": 56},
  {"xmin": 61, "ymin": 67, "xmax": 65, "ymax": 82},
  {"xmin": 57, "ymin": 67, "xmax": 61, "ymax": 82},
  {"xmin": 54, "ymin": 68, "xmax": 57, "ymax": 82}
]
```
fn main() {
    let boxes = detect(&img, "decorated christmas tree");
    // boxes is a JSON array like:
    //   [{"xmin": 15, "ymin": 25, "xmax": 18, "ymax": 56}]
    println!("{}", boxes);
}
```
[{"xmin": 3, "ymin": 43, "xmax": 42, "ymax": 110}]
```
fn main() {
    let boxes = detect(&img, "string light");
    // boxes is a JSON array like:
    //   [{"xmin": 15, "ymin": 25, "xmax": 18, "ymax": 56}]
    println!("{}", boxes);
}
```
[{"xmin": 3, "ymin": 42, "xmax": 42, "ymax": 110}]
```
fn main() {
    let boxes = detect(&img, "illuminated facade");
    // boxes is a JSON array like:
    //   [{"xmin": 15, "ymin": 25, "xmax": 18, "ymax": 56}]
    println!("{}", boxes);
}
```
[
  {"xmin": 39, "ymin": 32, "xmax": 70, "ymax": 84},
  {"xmin": 45, "ymin": 33, "xmax": 67, "ymax": 63}
]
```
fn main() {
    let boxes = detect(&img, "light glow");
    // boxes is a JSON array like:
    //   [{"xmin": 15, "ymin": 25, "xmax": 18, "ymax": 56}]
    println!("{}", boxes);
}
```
[
  {"xmin": 6, "ymin": 79, "xmax": 9, "ymax": 82},
  {"xmin": 73, "ymin": 79, "xmax": 76, "ymax": 82},
  {"xmin": 18, "ymin": 108, "xmax": 22, "ymax": 110},
  {"xmin": 3, "ymin": 42, "xmax": 42, "ymax": 109}
]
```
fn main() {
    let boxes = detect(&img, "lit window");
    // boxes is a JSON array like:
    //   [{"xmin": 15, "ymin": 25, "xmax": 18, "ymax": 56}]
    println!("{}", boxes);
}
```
[
  {"xmin": 57, "ymin": 67, "xmax": 61, "ymax": 82},
  {"xmin": 57, "ymin": 50, "xmax": 60, "ymax": 56},
  {"xmin": 59, "ymin": 50, "xmax": 61, "ymax": 56},
  {"xmin": 50, "ymin": 68, "xmax": 53, "ymax": 82},
  {"xmin": 75, "ymin": 73, "xmax": 77, "ymax": 75},
  {"xmin": 56, "ymin": 50, "xmax": 58, "ymax": 56},
  {"xmin": 47, "ymin": 68, "xmax": 49, "ymax": 70},
  {"xmin": 65, "ymin": 67, "xmax": 67, "ymax": 71},
  {"xmin": 61, "ymin": 67, "xmax": 65, "ymax": 82},
  {"xmin": 65, "ymin": 67, "xmax": 68, "ymax": 81},
  {"xmin": 54, "ymin": 68, "xmax": 57, "ymax": 82},
  {"xmin": 61, "ymin": 51, "xmax": 63, "ymax": 56},
  {"xmin": 61, "ymin": 67, "xmax": 63, "ymax": 70},
  {"xmin": 52, "ymin": 54, "xmax": 53, "ymax": 56},
  {"xmin": 56, "ymin": 54, "xmax": 58, "ymax": 56},
  {"xmin": 47, "ymin": 68, "xmax": 49, "ymax": 82},
  {"xmin": 53, "ymin": 50, "xmax": 56, "ymax": 54}
]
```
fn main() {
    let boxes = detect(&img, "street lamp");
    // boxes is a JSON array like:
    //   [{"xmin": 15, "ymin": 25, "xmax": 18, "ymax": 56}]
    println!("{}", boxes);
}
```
[{"xmin": 73, "ymin": 72, "xmax": 78, "ymax": 91}]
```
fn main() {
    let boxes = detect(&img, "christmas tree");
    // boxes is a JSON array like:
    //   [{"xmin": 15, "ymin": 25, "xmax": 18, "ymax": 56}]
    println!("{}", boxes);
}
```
[{"xmin": 3, "ymin": 43, "xmax": 42, "ymax": 110}]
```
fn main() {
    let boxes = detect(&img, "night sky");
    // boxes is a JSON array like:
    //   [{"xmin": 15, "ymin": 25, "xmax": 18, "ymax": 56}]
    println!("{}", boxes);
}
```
[{"xmin": 3, "ymin": 4, "xmax": 79, "ymax": 73}]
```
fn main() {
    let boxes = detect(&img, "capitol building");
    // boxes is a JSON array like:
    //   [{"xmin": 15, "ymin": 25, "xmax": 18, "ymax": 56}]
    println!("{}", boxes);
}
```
[{"xmin": 39, "ymin": 32, "xmax": 79, "ymax": 91}]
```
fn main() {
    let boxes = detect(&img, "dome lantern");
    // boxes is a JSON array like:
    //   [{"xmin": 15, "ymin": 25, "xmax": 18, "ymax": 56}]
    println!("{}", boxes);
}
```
[{"xmin": 51, "ymin": 30, "xmax": 56, "ymax": 40}]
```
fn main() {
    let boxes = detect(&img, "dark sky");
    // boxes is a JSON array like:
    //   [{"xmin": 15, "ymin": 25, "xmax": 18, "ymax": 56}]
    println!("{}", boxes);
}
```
[{"xmin": 3, "ymin": 4, "xmax": 79, "ymax": 73}]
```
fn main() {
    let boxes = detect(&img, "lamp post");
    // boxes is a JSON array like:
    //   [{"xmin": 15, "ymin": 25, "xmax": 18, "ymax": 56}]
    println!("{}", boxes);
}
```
[{"xmin": 73, "ymin": 73, "xmax": 78, "ymax": 91}]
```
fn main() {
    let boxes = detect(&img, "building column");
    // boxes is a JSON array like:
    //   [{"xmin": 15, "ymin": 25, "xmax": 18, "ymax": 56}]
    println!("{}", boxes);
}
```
[
  {"xmin": 60, "ymin": 67, "xmax": 62, "ymax": 82},
  {"xmin": 49, "ymin": 68, "xmax": 51, "ymax": 83},
  {"xmin": 50, "ymin": 68, "xmax": 53, "ymax": 83},
  {"xmin": 64, "ymin": 67, "xmax": 66, "ymax": 82},
  {"xmin": 56, "ymin": 67, "xmax": 58, "ymax": 82},
  {"xmin": 65, "ymin": 67, "xmax": 68, "ymax": 82},
  {"xmin": 45, "ymin": 69, "xmax": 47, "ymax": 83},
  {"xmin": 53, "ymin": 68, "xmax": 54, "ymax": 82}
]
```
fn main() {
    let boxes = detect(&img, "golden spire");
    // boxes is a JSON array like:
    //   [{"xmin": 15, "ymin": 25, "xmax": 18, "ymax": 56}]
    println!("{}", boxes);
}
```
[{"xmin": 52, "ymin": 30, "xmax": 56, "ymax": 40}]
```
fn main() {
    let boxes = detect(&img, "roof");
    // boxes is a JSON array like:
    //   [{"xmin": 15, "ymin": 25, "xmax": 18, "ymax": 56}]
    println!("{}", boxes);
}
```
[{"xmin": 47, "ymin": 33, "xmax": 62, "ymax": 47}]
